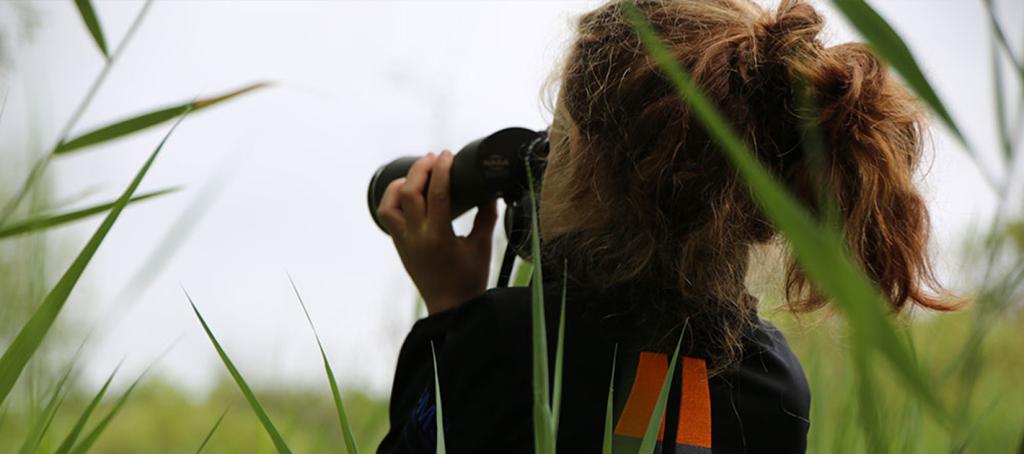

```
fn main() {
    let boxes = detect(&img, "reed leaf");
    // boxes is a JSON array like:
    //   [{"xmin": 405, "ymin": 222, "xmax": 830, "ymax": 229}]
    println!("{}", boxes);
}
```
[
  {"xmin": 71, "ymin": 342, "xmax": 175, "ymax": 453},
  {"xmin": 637, "ymin": 326, "xmax": 685, "ymax": 454},
  {"xmin": 829, "ymin": 0, "xmax": 970, "ymax": 153},
  {"xmin": 551, "ymin": 260, "xmax": 567, "ymax": 437},
  {"xmin": 0, "ymin": 188, "xmax": 178, "ymax": 239},
  {"xmin": 53, "ymin": 365, "xmax": 119, "ymax": 454},
  {"xmin": 55, "ymin": 83, "xmax": 268, "ymax": 155},
  {"xmin": 1007, "ymin": 222, "xmax": 1024, "ymax": 252},
  {"xmin": 831, "ymin": 381, "xmax": 858, "ymax": 453},
  {"xmin": 992, "ymin": 38, "xmax": 1014, "ymax": 163},
  {"xmin": 1011, "ymin": 422, "xmax": 1019, "ymax": 454},
  {"xmin": 70, "ymin": 381, "xmax": 139, "ymax": 453},
  {"xmin": 195, "ymin": 407, "xmax": 230, "ymax": 454},
  {"xmin": 73, "ymin": 0, "xmax": 108, "ymax": 58},
  {"xmin": 186, "ymin": 292, "xmax": 292, "ymax": 454},
  {"xmin": 602, "ymin": 346, "xmax": 617, "ymax": 454},
  {"xmin": 289, "ymin": 276, "xmax": 359, "ymax": 454},
  {"xmin": 805, "ymin": 344, "xmax": 826, "ymax": 454},
  {"xmin": 950, "ymin": 395, "xmax": 1001, "ymax": 453},
  {"xmin": 18, "ymin": 366, "xmax": 74, "ymax": 454},
  {"xmin": 982, "ymin": 0, "xmax": 1024, "ymax": 79},
  {"xmin": 412, "ymin": 295, "xmax": 425, "ymax": 321},
  {"xmin": 0, "ymin": 90, "xmax": 8, "ymax": 125},
  {"xmin": 625, "ymin": 4, "xmax": 946, "ymax": 420},
  {"xmin": 0, "ymin": 115, "xmax": 184, "ymax": 407},
  {"xmin": 112, "ymin": 157, "xmax": 236, "ymax": 312},
  {"xmin": 512, "ymin": 259, "xmax": 534, "ymax": 287},
  {"xmin": 0, "ymin": 0, "xmax": 153, "ymax": 227},
  {"xmin": 525, "ymin": 160, "xmax": 554, "ymax": 453},
  {"xmin": 431, "ymin": 343, "xmax": 446, "ymax": 454},
  {"xmin": 853, "ymin": 346, "xmax": 887, "ymax": 453}
]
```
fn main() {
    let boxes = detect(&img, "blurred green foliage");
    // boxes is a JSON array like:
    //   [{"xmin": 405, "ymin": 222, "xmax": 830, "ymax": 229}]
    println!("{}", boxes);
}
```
[
  {"xmin": 777, "ymin": 308, "xmax": 1024, "ymax": 453},
  {"xmin": 0, "ymin": 305, "xmax": 1019, "ymax": 452},
  {"xmin": 0, "ymin": 379, "xmax": 389, "ymax": 453}
]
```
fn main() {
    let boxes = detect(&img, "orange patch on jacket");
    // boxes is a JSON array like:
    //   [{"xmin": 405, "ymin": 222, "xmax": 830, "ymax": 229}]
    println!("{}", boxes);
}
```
[{"xmin": 613, "ymin": 353, "xmax": 712, "ymax": 447}]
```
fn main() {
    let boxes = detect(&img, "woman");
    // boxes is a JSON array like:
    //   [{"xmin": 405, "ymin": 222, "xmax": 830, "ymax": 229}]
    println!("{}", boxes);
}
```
[{"xmin": 376, "ymin": 0, "xmax": 949, "ymax": 452}]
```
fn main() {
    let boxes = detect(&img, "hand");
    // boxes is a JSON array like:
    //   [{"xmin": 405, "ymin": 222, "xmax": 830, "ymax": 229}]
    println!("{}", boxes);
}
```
[{"xmin": 377, "ymin": 150, "xmax": 499, "ymax": 315}]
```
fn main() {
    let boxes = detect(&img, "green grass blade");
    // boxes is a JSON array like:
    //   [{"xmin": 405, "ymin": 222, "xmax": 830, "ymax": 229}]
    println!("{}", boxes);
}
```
[
  {"xmin": 1016, "ymin": 428, "xmax": 1024, "ymax": 454},
  {"xmin": 0, "ymin": 187, "xmax": 179, "ymax": 239},
  {"xmin": 195, "ymin": 407, "xmax": 230, "ymax": 454},
  {"xmin": 73, "ymin": 0, "xmax": 108, "ymax": 58},
  {"xmin": 831, "ymin": 383, "xmax": 858, "ymax": 453},
  {"xmin": 112, "ymin": 158, "xmax": 236, "ymax": 310},
  {"xmin": 22, "ymin": 340, "xmax": 90, "ymax": 452},
  {"xmin": 18, "ymin": 365, "xmax": 74, "ymax": 454},
  {"xmin": 55, "ymin": 83, "xmax": 268, "ymax": 154},
  {"xmin": 413, "ymin": 294, "xmax": 425, "ymax": 321},
  {"xmin": 1008, "ymin": 222, "xmax": 1024, "ymax": 253},
  {"xmin": 0, "ymin": 89, "xmax": 8, "ymax": 125},
  {"xmin": 805, "ymin": 345, "xmax": 826, "ymax": 454},
  {"xmin": 53, "ymin": 364, "xmax": 120, "ymax": 454},
  {"xmin": 990, "ymin": 30, "xmax": 1014, "ymax": 162},
  {"xmin": 289, "ymin": 276, "xmax": 359, "ymax": 454},
  {"xmin": 70, "ymin": 342, "xmax": 175, "ymax": 453},
  {"xmin": 602, "ymin": 346, "xmax": 617, "ymax": 454},
  {"xmin": 0, "ymin": 0, "xmax": 153, "ymax": 228},
  {"xmin": 829, "ymin": 1, "xmax": 970, "ymax": 152},
  {"xmin": 186, "ymin": 292, "xmax": 292, "ymax": 454},
  {"xmin": 39, "ymin": 394, "xmax": 68, "ymax": 447},
  {"xmin": 0, "ymin": 114, "xmax": 184, "ymax": 407},
  {"xmin": 70, "ymin": 364, "xmax": 151, "ymax": 454},
  {"xmin": 638, "ymin": 325, "xmax": 686, "ymax": 454},
  {"xmin": 525, "ymin": 161, "xmax": 554, "ymax": 453},
  {"xmin": 852, "ymin": 346, "xmax": 887, "ymax": 453},
  {"xmin": 982, "ymin": 0, "xmax": 1024, "ymax": 79},
  {"xmin": 512, "ymin": 259, "xmax": 534, "ymax": 287},
  {"xmin": 552, "ymin": 260, "xmax": 567, "ymax": 437},
  {"xmin": 624, "ymin": 4, "xmax": 946, "ymax": 421},
  {"xmin": 950, "ymin": 396, "xmax": 1001, "ymax": 454},
  {"xmin": 430, "ymin": 342, "xmax": 446, "ymax": 454}
]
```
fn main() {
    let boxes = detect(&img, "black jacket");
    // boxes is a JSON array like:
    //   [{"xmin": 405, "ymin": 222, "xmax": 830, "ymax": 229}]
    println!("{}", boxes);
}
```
[{"xmin": 378, "ymin": 282, "xmax": 810, "ymax": 454}]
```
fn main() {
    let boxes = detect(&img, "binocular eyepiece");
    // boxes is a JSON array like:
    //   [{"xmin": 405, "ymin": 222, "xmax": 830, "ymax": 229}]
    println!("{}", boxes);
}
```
[{"xmin": 367, "ymin": 127, "xmax": 549, "ymax": 259}]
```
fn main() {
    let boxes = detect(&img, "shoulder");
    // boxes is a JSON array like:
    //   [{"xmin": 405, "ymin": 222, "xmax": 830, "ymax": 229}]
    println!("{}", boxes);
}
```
[
  {"xmin": 444, "ymin": 287, "xmax": 533, "ymax": 333},
  {"xmin": 447, "ymin": 285, "xmax": 577, "ymax": 334},
  {"xmin": 430, "ymin": 287, "xmax": 536, "ymax": 362},
  {"xmin": 461, "ymin": 286, "xmax": 533, "ymax": 317},
  {"xmin": 708, "ymin": 319, "xmax": 811, "ymax": 453},
  {"xmin": 744, "ymin": 319, "xmax": 811, "ymax": 407}
]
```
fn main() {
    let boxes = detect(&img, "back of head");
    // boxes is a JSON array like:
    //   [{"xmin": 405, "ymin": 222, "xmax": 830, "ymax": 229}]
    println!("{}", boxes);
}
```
[{"xmin": 544, "ymin": 0, "xmax": 952, "ymax": 367}]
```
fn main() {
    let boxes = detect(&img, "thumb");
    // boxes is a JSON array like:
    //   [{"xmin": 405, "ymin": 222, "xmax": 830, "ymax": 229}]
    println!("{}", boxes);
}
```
[{"xmin": 468, "ymin": 199, "xmax": 499, "ymax": 247}]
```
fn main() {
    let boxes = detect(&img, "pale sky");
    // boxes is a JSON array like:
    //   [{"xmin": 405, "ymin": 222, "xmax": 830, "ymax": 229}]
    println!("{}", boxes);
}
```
[{"xmin": 0, "ymin": 0, "xmax": 1020, "ymax": 397}]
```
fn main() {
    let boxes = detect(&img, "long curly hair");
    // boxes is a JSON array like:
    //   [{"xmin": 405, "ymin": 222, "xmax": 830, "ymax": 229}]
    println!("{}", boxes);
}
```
[{"xmin": 541, "ymin": 0, "xmax": 954, "ymax": 369}]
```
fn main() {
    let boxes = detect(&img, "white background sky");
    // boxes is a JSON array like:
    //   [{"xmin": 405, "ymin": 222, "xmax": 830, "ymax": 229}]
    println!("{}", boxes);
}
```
[{"xmin": 0, "ymin": 0, "xmax": 1020, "ymax": 397}]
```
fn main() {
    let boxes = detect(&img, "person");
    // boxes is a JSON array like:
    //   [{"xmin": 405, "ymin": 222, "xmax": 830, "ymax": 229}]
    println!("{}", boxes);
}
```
[{"xmin": 375, "ymin": 0, "xmax": 952, "ymax": 452}]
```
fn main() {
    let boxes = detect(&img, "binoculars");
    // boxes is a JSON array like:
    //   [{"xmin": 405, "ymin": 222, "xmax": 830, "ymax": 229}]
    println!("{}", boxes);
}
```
[{"xmin": 366, "ymin": 127, "xmax": 549, "ymax": 263}]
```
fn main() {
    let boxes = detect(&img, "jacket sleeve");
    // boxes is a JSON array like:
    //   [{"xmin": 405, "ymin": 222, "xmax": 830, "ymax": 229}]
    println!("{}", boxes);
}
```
[
  {"xmin": 377, "ymin": 289, "xmax": 534, "ymax": 454},
  {"xmin": 377, "ymin": 308, "xmax": 456, "ymax": 454}
]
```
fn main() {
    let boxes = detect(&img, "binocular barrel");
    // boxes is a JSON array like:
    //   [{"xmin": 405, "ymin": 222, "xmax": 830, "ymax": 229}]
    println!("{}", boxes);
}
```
[{"xmin": 367, "ymin": 127, "xmax": 545, "ymax": 232}]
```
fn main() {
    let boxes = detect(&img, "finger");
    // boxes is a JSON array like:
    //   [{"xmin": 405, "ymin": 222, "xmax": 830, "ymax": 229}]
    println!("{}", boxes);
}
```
[
  {"xmin": 377, "ymin": 178, "xmax": 407, "ymax": 236},
  {"xmin": 427, "ymin": 149, "xmax": 454, "ymax": 232},
  {"xmin": 467, "ymin": 198, "xmax": 499, "ymax": 248},
  {"xmin": 399, "ymin": 153, "xmax": 436, "ymax": 226}
]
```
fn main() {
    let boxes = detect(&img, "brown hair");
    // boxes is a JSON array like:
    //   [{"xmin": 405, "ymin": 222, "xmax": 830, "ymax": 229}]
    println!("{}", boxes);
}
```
[{"xmin": 542, "ymin": 0, "xmax": 953, "ymax": 367}]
